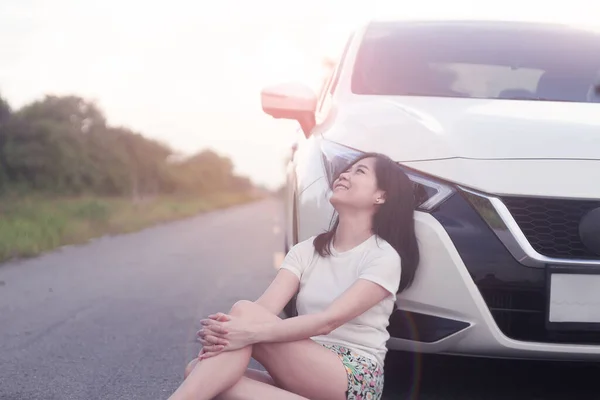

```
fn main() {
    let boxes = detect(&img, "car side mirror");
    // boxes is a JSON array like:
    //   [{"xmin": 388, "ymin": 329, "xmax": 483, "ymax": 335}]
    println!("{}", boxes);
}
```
[{"xmin": 261, "ymin": 82, "xmax": 317, "ymax": 137}]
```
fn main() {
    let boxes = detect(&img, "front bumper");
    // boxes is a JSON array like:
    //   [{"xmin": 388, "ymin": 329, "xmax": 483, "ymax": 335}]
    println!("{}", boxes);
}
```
[{"xmin": 387, "ymin": 191, "xmax": 600, "ymax": 361}]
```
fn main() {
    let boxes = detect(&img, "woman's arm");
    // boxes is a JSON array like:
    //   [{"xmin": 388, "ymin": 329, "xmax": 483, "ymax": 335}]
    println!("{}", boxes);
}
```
[
  {"xmin": 251, "ymin": 278, "xmax": 391, "ymax": 344},
  {"xmin": 254, "ymin": 269, "xmax": 300, "ymax": 315},
  {"xmin": 201, "ymin": 250, "xmax": 400, "ymax": 353},
  {"xmin": 250, "ymin": 249, "xmax": 401, "ymax": 344},
  {"xmin": 201, "ymin": 278, "xmax": 392, "ymax": 352}
]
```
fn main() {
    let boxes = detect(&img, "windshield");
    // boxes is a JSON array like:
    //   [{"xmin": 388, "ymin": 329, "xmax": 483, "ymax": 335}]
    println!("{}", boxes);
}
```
[{"xmin": 351, "ymin": 21, "xmax": 600, "ymax": 103}]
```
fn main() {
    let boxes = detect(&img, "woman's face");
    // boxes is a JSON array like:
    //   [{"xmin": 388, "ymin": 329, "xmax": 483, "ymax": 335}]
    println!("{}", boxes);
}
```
[{"xmin": 330, "ymin": 157, "xmax": 385, "ymax": 210}]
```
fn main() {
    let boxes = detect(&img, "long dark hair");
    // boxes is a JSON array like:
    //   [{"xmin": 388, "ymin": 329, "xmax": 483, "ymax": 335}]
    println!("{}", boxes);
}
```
[{"xmin": 313, "ymin": 153, "xmax": 420, "ymax": 293}]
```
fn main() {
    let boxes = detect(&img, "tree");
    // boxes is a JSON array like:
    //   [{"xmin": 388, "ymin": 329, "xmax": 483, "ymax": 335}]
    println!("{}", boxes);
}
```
[
  {"xmin": 0, "ymin": 94, "xmax": 255, "ymax": 197},
  {"xmin": 17, "ymin": 95, "xmax": 106, "ymax": 134},
  {"xmin": 0, "ymin": 95, "xmax": 10, "ymax": 124},
  {"xmin": 0, "ymin": 94, "xmax": 11, "ymax": 190}
]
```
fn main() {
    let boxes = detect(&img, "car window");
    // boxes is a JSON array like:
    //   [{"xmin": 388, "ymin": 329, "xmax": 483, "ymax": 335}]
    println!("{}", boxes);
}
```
[
  {"xmin": 351, "ymin": 22, "xmax": 600, "ymax": 103},
  {"xmin": 317, "ymin": 69, "xmax": 335, "ymax": 113},
  {"xmin": 328, "ymin": 33, "xmax": 354, "ymax": 96},
  {"xmin": 317, "ymin": 33, "xmax": 355, "ymax": 115}
]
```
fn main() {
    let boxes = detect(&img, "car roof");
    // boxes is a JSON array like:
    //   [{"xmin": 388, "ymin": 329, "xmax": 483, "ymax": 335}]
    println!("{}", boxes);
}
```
[
  {"xmin": 369, "ymin": 17, "xmax": 584, "ymax": 29},
  {"xmin": 358, "ymin": 18, "xmax": 600, "ymax": 42}
]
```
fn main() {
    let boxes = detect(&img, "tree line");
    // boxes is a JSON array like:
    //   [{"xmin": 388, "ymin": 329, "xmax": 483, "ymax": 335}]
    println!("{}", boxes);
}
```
[{"xmin": 0, "ymin": 94, "xmax": 253, "ymax": 198}]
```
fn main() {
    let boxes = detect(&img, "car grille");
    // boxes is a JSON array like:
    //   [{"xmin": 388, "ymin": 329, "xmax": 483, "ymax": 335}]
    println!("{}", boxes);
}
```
[
  {"xmin": 434, "ymin": 193, "xmax": 600, "ymax": 345},
  {"xmin": 501, "ymin": 196, "xmax": 600, "ymax": 259}
]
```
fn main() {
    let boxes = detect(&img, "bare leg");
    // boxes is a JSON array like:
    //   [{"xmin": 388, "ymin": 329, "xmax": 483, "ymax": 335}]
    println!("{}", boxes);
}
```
[
  {"xmin": 215, "ymin": 377, "xmax": 309, "ymax": 400},
  {"xmin": 168, "ymin": 301, "xmax": 256, "ymax": 400},
  {"xmin": 168, "ymin": 300, "xmax": 347, "ymax": 400},
  {"xmin": 185, "ymin": 359, "xmax": 274, "ymax": 386},
  {"xmin": 185, "ymin": 358, "xmax": 304, "ymax": 400}
]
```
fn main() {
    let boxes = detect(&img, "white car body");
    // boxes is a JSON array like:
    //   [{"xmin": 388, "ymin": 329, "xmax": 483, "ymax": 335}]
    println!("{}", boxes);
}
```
[{"xmin": 262, "ymin": 19, "xmax": 600, "ymax": 361}]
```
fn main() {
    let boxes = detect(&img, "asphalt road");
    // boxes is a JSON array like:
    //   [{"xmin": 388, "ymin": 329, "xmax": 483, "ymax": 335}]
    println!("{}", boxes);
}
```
[{"xmin": 0, "ymin": 197, "xmax": 597, "ymax": 400}]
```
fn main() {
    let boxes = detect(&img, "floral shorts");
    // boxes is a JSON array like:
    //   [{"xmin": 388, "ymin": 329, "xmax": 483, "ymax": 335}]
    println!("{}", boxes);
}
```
[{"xmin": 321, "ymin": 343, "xmax": 385, "ymax": 400}]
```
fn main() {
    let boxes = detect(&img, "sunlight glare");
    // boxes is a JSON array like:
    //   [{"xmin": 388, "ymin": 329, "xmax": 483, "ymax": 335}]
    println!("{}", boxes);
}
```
[{"xmin": 257, "ymin": 37, "xmax": 324, "ymax": 91}]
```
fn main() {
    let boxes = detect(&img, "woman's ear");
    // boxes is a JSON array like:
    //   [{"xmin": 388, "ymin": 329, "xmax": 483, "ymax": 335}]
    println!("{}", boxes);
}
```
[{"xmin": 374, "ymin": 191, "xmax": 386, "ymax": 205}]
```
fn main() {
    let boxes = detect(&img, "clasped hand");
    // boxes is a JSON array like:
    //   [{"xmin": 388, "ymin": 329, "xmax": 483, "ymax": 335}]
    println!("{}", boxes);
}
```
[{"xmin": 196, "ymin": 312, "xmax": 255, "ymax": 360}]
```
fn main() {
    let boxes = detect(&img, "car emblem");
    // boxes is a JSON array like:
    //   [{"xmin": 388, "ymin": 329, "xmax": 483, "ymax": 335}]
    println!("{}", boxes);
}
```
[{"xmin": 579, "ymin": 208, "xmax": 600, "ymax": 256}]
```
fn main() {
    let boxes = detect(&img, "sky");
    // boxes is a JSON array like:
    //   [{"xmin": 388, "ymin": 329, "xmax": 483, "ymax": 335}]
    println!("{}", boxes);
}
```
[{"xmin": 0, "ymin": 0, "xmax": 598, "ymax": 189}]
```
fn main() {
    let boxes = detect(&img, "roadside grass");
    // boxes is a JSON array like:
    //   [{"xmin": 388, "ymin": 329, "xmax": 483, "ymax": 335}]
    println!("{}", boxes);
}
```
[{"xmin": 0, "ymin": 192, "xmax": 257, "ymax": 263}]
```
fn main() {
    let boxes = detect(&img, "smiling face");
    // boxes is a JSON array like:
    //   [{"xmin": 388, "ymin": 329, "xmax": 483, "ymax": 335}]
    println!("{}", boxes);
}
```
[{"xmin": 330, "ymin": 156, "xmax": 386, "ymax": 210}]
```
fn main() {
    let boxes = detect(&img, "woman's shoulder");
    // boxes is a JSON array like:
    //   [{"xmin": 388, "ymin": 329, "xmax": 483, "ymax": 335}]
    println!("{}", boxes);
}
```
[
  {"xmin": 279, "ymin": 236, "xmax": 319, "ymax": 278},
  {"xmin": 367, "ymin": 235, "xmax": 401, "ymax": 263},
  {"xmin": 287, "ymin": 236, "xmax": 318, "ymax": 257},
  {"xmin": 292, "ymin": 235, "xmax": 317, "ymax": 249}
]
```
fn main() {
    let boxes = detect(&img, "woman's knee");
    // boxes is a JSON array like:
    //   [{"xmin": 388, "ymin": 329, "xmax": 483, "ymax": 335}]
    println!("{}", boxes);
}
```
[
  {"xmin": 229, "ymin": 300, "xmax": 280, "ymax": 320},
  {"xmin": 229, "ymin": 299, "xmax": 255, "ymax": 316},
  {"xmin": 229, "ymin": 301, "xmax": 282, "ymax": 328}
]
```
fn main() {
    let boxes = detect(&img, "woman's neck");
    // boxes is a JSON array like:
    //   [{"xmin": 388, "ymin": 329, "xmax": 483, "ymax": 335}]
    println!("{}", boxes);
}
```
[{"xmin": 333, "ymin": 212, "xmax": 374, "ymax": 253}]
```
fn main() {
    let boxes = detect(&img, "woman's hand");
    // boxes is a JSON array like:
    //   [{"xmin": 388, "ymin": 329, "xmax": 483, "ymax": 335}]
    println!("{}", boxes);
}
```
[
  {"xmin": 196, "ymin": 312, "xmax": 229, "ymax": 359},
  {"xmin": 197, "ymin": 312, "xmax": 257, "ymax": 359}
]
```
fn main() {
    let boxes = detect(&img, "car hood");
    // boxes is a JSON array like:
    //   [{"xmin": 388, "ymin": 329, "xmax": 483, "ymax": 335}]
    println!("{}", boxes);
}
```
[
  {"xmin": 403, "ymin": 158, "xmax": 600, "ymax": 199},
  {"xmin": 323, "ymin": 96, "xmax": 600, "ymax": 161}
]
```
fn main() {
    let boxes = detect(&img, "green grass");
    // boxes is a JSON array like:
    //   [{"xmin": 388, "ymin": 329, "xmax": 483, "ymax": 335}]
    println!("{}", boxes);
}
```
[{"xmin": 0, "ymin": 192, "xmax": 257, "ymax": 263}]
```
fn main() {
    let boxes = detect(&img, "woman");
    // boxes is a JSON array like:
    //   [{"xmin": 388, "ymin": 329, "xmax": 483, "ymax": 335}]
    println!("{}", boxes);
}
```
[{"xmin": 168, "ymin": 153, "xmax": 419, "ymax": 400}]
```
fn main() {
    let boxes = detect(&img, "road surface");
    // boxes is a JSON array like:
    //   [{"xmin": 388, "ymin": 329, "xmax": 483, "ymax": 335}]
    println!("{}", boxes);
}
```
[{"xmin": 0, "ymin": 198, "xmax": 597, "ymax": 399}]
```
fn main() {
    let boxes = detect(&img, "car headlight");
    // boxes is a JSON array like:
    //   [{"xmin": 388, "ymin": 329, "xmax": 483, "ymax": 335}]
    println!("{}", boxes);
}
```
[{"xmin": 320, "ymin": 139, "xmax": 454, "ymax": 212}]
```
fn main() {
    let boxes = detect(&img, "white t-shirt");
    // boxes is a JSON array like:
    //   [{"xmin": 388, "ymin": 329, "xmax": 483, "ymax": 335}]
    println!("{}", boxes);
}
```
[{"xmin": 280, "ymin": 234, "xmax": 401, "ymax": 367}]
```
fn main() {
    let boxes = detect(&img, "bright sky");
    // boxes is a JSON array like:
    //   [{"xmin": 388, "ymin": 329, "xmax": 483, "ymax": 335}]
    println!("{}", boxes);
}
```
[{"xmin": 0, "ymin": 0, "xmax": 598, "ymax": 189}]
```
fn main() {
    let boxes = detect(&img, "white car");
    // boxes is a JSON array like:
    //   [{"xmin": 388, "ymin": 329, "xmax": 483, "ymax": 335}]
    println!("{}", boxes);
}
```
[{"xmin": 261, "ymin": 18, "xmax": 600, "ymax": 361}]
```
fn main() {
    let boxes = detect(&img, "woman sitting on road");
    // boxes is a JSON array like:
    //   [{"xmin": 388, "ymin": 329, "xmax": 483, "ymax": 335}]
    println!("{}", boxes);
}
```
[{"xmin": 168, "ymin": 153, "xmax": 420, "ymax": 400}]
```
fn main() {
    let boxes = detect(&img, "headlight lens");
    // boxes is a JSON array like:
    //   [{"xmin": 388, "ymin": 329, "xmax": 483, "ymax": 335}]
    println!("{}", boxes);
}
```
[
  {"xmin": 408, "ymin": 172, "xmax": 455, "ymax": 211},
  {"xmin": 320, "ymin": 139, "xmax": 454, "ymax": 212}
]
